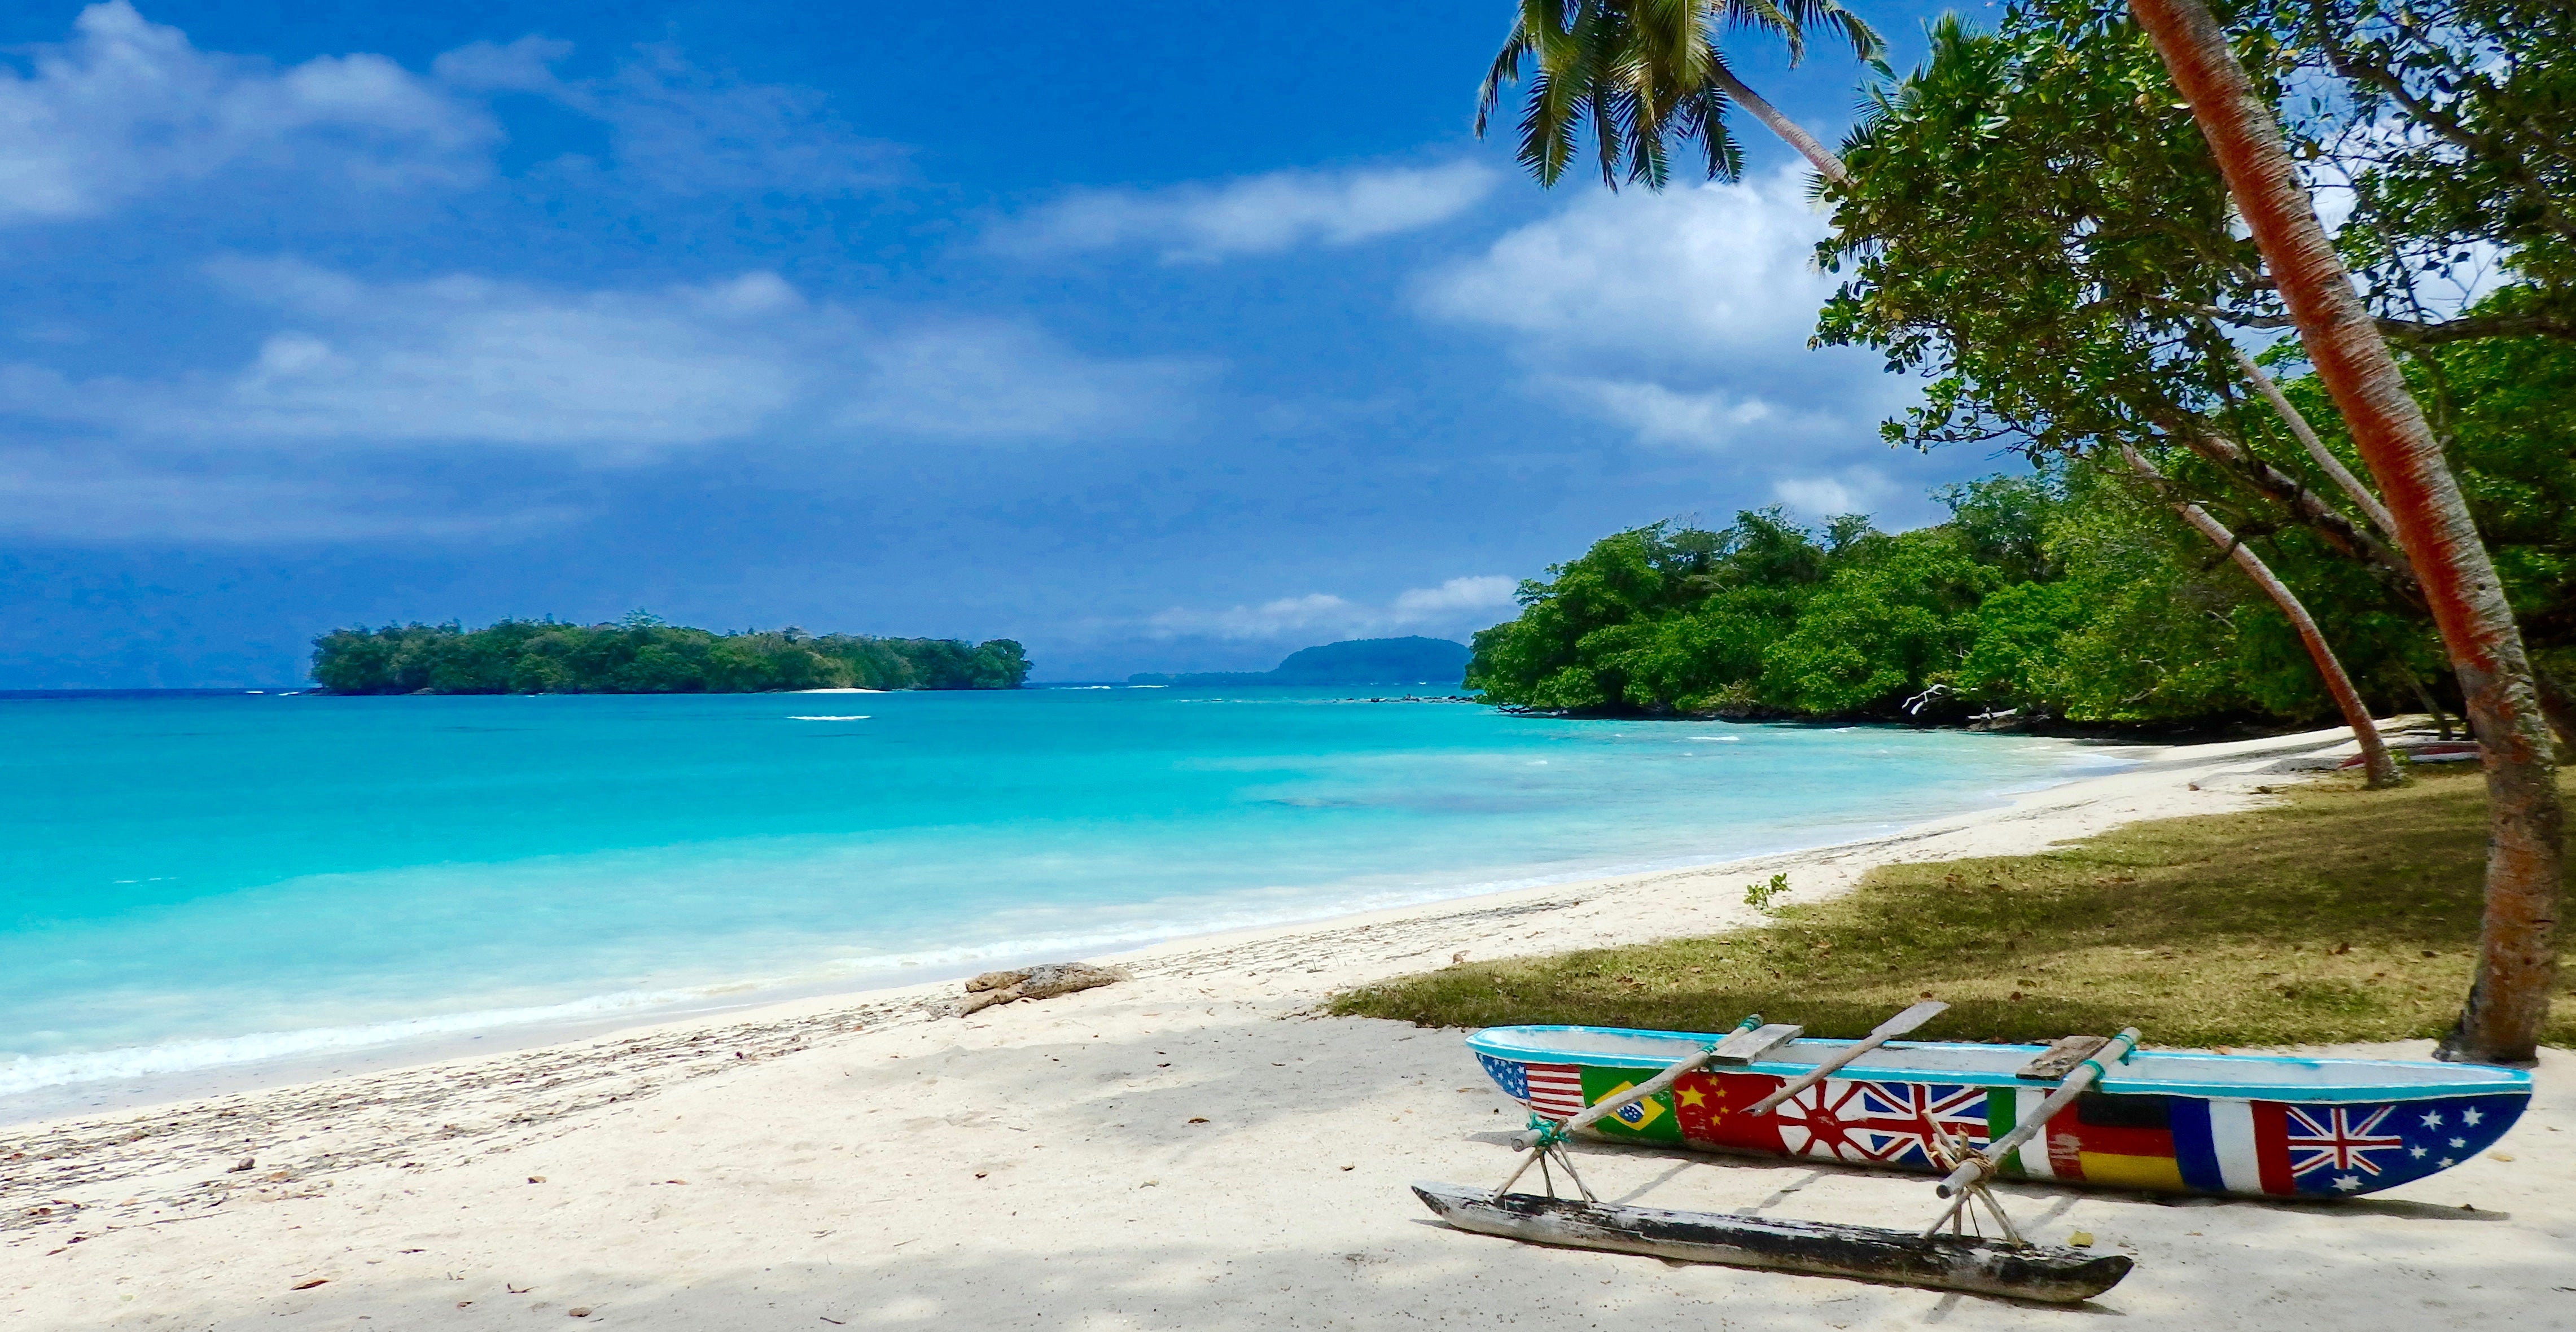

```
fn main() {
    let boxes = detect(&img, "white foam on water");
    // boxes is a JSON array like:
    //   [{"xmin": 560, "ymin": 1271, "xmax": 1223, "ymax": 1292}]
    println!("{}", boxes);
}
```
[
  {"xmin": 793, "ymin": 687, "xmax": 886, "ymax": 694},
  {"xmin": 0, "ymin": 985, "xmax": 724, "ymax": 1098},
  {"xmin": 787, "ymin": 715, "xmax": 870, "ymax": 722},
  {"xmin": 0, "ymin": 803, "xmax": 2058, "ymax": 1101}
]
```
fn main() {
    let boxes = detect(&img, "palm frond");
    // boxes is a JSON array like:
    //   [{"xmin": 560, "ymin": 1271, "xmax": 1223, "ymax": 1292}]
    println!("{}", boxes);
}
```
[
  {"xmin": 1475, "ymin": 0, "xmax": 1875, "ymax": 190},
  {"xmin": 1476, "ymin": 25, "xmax": 1536, "ymax": 139}
]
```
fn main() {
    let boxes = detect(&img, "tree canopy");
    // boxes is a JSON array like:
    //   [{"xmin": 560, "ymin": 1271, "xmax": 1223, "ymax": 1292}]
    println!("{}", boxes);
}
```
[
  {"xmin": 310, "ymin": 619, "xmax": 1031, "ymax": 695},
  {"xmin": 1465, "ymin": 468, "xmax": 2417, "ymax": 725}
]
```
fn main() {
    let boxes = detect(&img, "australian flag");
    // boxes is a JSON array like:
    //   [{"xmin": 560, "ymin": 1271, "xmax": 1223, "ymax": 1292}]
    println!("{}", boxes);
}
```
[{"xmin": 2279, "ymin": 1093, "xmax": 2525, "ymax": 1195}]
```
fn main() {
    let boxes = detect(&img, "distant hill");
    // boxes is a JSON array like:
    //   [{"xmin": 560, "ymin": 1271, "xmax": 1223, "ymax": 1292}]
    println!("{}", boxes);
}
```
[{"xmin": 1129, "ymin": 637, "xmax": 1470, "ymax": 688}]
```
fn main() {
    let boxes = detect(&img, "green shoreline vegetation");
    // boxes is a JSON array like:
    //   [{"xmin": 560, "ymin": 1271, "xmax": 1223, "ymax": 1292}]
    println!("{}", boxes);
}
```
[
  {"xmin": 310, "ymin": 616, "xmax": 1030, "ymax": 694},
  {"xmin": 1331, "ymin": 766, "xmax": 2576, "ymax": 1048},
  {"xmin": 1466, "ymin": 442, "xmax": 2571, "ymax": 730}
]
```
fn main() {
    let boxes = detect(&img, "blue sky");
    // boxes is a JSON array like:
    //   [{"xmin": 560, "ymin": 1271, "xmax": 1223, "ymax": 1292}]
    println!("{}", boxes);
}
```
[{"xmin": 0, "ymin": 0, "xmax": 2000, "ymax": 686}]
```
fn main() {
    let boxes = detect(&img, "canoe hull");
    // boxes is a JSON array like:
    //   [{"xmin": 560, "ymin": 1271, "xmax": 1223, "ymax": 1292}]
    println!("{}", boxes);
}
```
[
  {"xmin": 1412, "ymin": 1182, "xmax": 2133, "ymax": 1303},
  {"xmin": 1470, "ymin": 1026, "xmax": 2529, "ymax": 1199}
]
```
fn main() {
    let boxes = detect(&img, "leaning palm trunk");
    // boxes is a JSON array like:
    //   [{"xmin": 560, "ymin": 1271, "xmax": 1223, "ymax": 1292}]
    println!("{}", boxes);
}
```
[
  {"xmin": 2130, "ymin": 0, "xmax": 2564, "ymax": 1063},
  {"xmin": 2226, "ymin": 343, "xmax": 2576, "ymax": 752},
  {"xmin": 1705, "ymin": 63, "xmax": 1849, "ymax": 185},
  {"xmin": 2226, "ymin": 342, "xmax": 2401, "ymax": 538},
  {"xmin": 2123, "ymin": 446, "xmax": 2401, "ymax": 787}
]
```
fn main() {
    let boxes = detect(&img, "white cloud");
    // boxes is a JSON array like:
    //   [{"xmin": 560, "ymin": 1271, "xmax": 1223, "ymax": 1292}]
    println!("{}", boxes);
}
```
[
  {"xmin": 1149, "ymin": 575, "xmax": 1517, "ymax": 641},
  {"xmin": 996, "ymin": 161, "xmax": 1498, "ymax": 262},
  {"xmin": 1150, "ymin": 593, "xmax": 1359, "ymax": 640},
  {"xmin": 1421, "ymin": 165, "xmax": 1832, "ymax": 360},
  {"xmin": 0, "ymin": 8, "xmax": 904, "ymax": 229},
  {"xmin": 1418, "ymin": 165, "xmax": 1909, "ymax": 453},
  {"xmin": 0, "ymin": 2, "xmax": 493, "ymax": 224},
  {"xmin": 427, "ymin": 35, "xmax": 572, "ymax": 94},
  {"xmin": 200, "ymin": 264, "xmax": 801, "ymax": 454},
  {"xmin": 10, "ymin": 261, "xmax": 1210, "ymax": 464},
  {"xmin": 0, "ymin": 448, "xmax": 581, "ymax": 543},
  {"xmin": 833, "ymin": 322, "xmax": 1202, "ymax": 441},
  {"xmin": 433, "ymin": 37, "xmax": 905, "ymax": 196},
  {"xmin": 1546, "ymin": 377, "xmax": 1858, "ymax": 451},
  {"xmin": 1390, "ymin": 575, "xmax": 1517, "ymax": 616},
  {"xmin": 1772, "ymin": 467, "xmax": 1896, "ymax": 518}
]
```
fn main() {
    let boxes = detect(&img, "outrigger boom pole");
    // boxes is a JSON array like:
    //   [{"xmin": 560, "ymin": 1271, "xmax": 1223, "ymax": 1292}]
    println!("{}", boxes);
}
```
[
  {"xmin": 1745, "ymin": 1001, "xmax": 1948, "ymax": 1117},
  {"xmin": 1495, "ymin": 1015, "xmax": 1769, "ymax": 1197},
  {"xmin": 1504, "ymin": 1015, "xmax": 1760, "ymax": 1158},
  {"xmin": 1937, "ymin": 1027, "xmax": 2140, "ymax": 1200}
]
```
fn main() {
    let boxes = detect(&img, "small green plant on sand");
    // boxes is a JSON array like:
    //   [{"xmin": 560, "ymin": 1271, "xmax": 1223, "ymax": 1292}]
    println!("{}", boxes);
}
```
[{"xmin": 1744, "ymin": 872, "xmax": 1792, "ymax": 913}]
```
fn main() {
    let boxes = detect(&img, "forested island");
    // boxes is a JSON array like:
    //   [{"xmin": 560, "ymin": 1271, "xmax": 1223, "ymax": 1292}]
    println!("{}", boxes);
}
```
[{"xmin": 310, "ymin": 619, "xmax": 1030, "ymax": 694}]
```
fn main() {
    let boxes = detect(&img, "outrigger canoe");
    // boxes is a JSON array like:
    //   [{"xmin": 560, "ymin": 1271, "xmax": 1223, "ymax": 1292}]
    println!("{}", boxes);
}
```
[
  {"xmin": 1468, "ymin": 1023, "xmax": 2530, "ymax": 1198},
  {"xmin": 1410, "ymin": 1182, "xmax": 2137, "ymax": 1304}
]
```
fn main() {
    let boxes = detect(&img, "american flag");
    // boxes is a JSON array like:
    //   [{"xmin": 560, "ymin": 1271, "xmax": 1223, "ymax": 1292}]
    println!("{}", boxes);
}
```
[{"xmin": 1478, "ymin": 1054, "xmax": 1587, "ymax": 1118}]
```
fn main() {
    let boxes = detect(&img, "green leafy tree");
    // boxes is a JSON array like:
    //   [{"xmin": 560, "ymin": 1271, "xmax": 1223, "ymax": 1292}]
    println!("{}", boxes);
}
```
[
  {"xmin": 310, "ymin": 622, "xmax": 1032, "ymax": 695},
  {"xmin": 1761, "ymin": 528, "xmax": 1997, "ymax": 714}
]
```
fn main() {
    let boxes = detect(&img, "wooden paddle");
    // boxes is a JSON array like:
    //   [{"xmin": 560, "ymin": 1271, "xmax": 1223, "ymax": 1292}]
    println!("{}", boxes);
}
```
[{"xmin": 1743, "ymin": 1000, "xmax": 1950, "ymax": 1117}]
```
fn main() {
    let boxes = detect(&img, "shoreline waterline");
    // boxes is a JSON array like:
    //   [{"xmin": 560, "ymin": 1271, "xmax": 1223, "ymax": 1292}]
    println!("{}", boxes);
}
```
[
  {"xmin": 0, "ymin": 737, "xmax": 2161, "ymax": 1127},
  {"xmin": 5, "ymin": 721, "xmax": 2555, "ymax": 1332},
  {"xmin": 0, "ymin": 692, "xmax": 2131, "ymax": 1121}
]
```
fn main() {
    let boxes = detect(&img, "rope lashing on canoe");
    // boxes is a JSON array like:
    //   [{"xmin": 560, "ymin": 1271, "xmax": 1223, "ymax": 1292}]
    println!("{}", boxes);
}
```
[
  {"xmin": 1494, "ymin": 1014, "xmax": 1763, "ymax": 1199},
  {"xmin": 1937, "ymin": 1027, "xmax": 2141, "ymax": 1202},
  {"xmin": 1923, "ymin": 1026, "xmax": 2143, "ymax": 1241}
]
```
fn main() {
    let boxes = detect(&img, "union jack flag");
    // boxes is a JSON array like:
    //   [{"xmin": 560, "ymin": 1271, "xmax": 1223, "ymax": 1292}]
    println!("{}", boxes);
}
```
[
  {"xmin": 1774, "ymin": 1080, "xmax": 1989, "ymax": 1167},
  {"xmin": 2284, "ymin": 1105, "xmax": 2406, "ymax": 1178}
]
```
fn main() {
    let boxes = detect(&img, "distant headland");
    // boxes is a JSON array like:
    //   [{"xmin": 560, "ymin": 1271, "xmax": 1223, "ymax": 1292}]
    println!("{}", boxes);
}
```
[
  {"xmin": 310, "ymin": 617, "xmax": 1029, "ymax": 694},
  {"xmin": 1128, "ymin": 636, "xmax": 1470, "ymax": 688}
]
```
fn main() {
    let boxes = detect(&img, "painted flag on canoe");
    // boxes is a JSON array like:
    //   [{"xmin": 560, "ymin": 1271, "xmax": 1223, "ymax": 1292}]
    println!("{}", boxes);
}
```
[
  {"xmin": 1672, "ymin": 1071, "xmax": 1789, "ymax": 1154},
  {"xmin": 1993, "ymin": 1091, "xmax": 2526, "ymax": 1196},
  {"xmin": 1578, "ymin": 1066, "xmax": 1680, "ymax": 1141},
  {"xmin": 1773, "ymin": 1080, "xmax": 1988, "ymax": 1167},
  {"xmin": 1479, "ymin": 1054, "xmax": 1588, "ymax": 1119}
]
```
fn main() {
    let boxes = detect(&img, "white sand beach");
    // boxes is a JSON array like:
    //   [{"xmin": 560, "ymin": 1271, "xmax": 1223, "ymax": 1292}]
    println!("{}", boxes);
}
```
[{"xmin": 6, "ymin": 725, "xmax": 2566, "ymax": 1330}]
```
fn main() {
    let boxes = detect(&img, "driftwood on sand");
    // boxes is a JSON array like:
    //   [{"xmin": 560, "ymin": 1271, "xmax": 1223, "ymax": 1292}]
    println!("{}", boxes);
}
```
[{"xmin": 958, "ymin": 962, "xmax": 1126, "ymax": 1015}]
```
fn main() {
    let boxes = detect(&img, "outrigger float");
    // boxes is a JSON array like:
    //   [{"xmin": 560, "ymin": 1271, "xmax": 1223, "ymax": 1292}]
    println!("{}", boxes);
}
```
[{"xmin": 1412, "ymin": 1003, "xmax": 2531, "ymax": 1303}]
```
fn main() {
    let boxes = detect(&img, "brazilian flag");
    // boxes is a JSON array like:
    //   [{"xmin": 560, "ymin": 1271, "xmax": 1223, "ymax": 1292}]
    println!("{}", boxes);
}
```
[{"xmin": 1580, "ymin": 1067, "xmax": 1682, "ymax": 1142}]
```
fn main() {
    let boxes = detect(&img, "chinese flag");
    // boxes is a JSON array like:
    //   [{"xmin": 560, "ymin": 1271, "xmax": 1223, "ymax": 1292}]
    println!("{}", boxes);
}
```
[{"xmin": 1672, "ymin": 1072, "xmax": 1788, "ymax": 1154}]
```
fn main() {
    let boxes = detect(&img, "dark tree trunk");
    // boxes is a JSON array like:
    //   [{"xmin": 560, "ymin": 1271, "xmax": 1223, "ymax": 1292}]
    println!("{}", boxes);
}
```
[{"xmin": 2130, "ymin": 0, "xmax": 2564, "ymax": 1063}]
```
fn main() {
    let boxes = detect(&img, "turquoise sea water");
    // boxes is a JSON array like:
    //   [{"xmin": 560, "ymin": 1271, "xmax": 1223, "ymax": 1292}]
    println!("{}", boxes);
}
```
[{"xmin": 0, "ymin": 687, "xmax": 2123, "ymax": 1102}]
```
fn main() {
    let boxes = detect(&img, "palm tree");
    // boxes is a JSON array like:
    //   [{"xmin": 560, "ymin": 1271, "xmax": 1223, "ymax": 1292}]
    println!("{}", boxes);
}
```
[
  {"xmin": 1475, "ymin": 0, "xmax": 1878, "ymax": 189},
  {"xmin": 2124, "ymin": 0, "xmax": 2562, "ymax": 1064},
  {"xmin": 1474, "ymin": 1, "xmax": 2408, "ymax": 788}
]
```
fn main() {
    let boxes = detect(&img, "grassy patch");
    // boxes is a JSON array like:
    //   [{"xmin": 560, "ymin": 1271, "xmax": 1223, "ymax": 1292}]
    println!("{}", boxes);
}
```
[{"xmin": 1330, "ymin": 766, "xmax": 2576, "ymax": 1047}]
